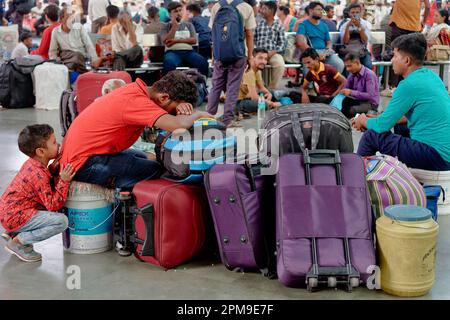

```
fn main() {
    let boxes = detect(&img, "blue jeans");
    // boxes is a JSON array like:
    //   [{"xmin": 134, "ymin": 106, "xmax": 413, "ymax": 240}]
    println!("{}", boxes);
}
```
[
  {"xmin": 163, "ymin": 50, "xmax": 209, "ymax": 77},
  {"xmin": 74, "ymin": 149, "xmax": 162, "ymax": 189},
  {"xmin": 357, "ymin": 130, "xmax": 450, "ymax": 171},
  {"xmin": 11, "ymin": 211, "xmax": 68, "ymax": 245}
]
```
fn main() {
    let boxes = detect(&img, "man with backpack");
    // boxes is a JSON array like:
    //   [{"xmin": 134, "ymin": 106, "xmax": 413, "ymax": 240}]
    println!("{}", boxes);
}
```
[{"xmin": 207, "ymin": 0, "xmax": 256, "ymax": 128}]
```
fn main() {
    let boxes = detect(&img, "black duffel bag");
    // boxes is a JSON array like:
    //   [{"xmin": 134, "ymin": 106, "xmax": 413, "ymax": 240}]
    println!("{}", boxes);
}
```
[
  {"xmin": 7, "ymin": 55, "xmax": 44, "ymax": 109},
  {"xmin": 259, "ymin": 103, "xmax": 354, "ymax": 159}
]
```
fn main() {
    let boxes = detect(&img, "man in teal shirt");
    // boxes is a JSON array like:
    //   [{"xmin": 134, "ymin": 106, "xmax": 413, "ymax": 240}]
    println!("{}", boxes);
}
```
[{"xmin": 353, "ymin": 33, "xmax": 450, "ymax": 171}]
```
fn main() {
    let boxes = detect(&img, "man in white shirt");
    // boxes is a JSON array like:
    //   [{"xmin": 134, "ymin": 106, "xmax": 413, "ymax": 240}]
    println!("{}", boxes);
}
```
[
  {"xmin": 339, "ymin": 3, "xmax": 372, "ymax": 69},
  {"xmin": 49, "ymin": 10, "xmax": 105, "ymax": 72},
  {"xmin": 11, "ymin": 32, "xmax": 33, "ymax": 59},
  {"xmin": 89, "ymin": 0, "xmax": 109, "ymax": 33},
  {"xmin": 111, "ymin": 11, "xmax": 144, "ymax": 69}
]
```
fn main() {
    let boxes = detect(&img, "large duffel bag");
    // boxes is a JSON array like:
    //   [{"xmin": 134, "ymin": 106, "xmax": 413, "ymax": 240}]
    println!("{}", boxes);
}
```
[
  {"xmin": 259, "ymin": 104, "xmax": 354, "ymax": 159},
  {"xmin": 1, "ymin": 55, "xmax": 44, "ymax": 108},
  {"xmin": 364, "ymin": 155, "xmax": 427, "ymax": 218},
  {"xmin": 276, "ymin": 150, "xmax": 376, "ymax": 291}
]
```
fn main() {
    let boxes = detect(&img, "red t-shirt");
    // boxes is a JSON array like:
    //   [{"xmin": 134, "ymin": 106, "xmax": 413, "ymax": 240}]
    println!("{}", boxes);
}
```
[
  {"xmin": 31, "ymin": 22, "xmax": 61, "ymax": 60},
  {"xmin": 304, "ymin": 62, "xmax": 341, "ymax": 96},
  {"xmin": 0, "ymin": 158, "xmax": 70, "ymax": 232},
  {"xmin": 60, "ymin": 79, "xmax": 168, "ymax": 171}
]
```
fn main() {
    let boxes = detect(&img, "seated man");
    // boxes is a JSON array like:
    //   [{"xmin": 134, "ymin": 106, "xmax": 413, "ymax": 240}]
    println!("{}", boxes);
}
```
[
  {"xmin": 11, "ymin": 32, "xmax": 33, "ymax": 59},
  {"xmin": 31, "ymin": 4, "xmax": 60, "ymax": 59},
  {"xmin": 187, "ymin": 2, "xmax": 211, "ymax": 60},
  {"xmin": 236, "ymin": 48, "xmax": 281, "ymax": 118},
  {"xmin": 49, "ymin": 9, "xmax": 105, "ymax": 72},
  {"xmin": 160, "ymin": 1, "xmax": 209, "ymax": 77},
  {"xmin": 254, "ymin": 1, "xmax": 287, "ymax": 90},
  {"xmin": 340, "ymin": 53, "xmax": 379, "ymax": 119},
  {"xmin": 296, "ymin": 1, "xmax": 345, "ymax": 73},
  {"xmin": 298, "ymin": 48, "xmax": 346, "ymax": 104},
  {"xmin": 353, "ymin": 33, "xmax": 450, "ymax": 171},
  {"xmin": 60, "ymin": 71, "xmax": 212, "ymax": 190},
  {"xmin": 339, "ymin": 3, "xmax": 372, "ymax": 69},
  {"xmin": 111, "ymin": 11, "xmax": 144, "ymax": 70}
]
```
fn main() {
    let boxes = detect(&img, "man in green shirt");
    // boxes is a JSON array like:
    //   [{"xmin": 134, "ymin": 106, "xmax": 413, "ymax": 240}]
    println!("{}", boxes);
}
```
[{"xmin": 353, "ymin": 33, "xmax": 450, "ymax": 171}]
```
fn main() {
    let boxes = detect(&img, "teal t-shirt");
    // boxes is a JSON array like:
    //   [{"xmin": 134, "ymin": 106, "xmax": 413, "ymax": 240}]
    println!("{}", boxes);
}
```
[{"xmin": 367, "ymin": 68, "xmax": 450, "ymax": 162}]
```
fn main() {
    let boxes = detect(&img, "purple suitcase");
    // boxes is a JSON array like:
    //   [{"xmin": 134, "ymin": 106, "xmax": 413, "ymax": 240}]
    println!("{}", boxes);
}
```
[
  {"xmin": 276, "ymin": 150, "xmax": 375, "ymax": 291},
  {"xmin": 204, "ymin": 163, "xmax": 274, "ymax": 275}
]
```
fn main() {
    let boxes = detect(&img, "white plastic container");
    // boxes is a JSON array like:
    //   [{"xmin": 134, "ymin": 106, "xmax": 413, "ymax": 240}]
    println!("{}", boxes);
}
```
[
  {"xmin": 62, "ymin": 182, "xmax": 115, "ymax": 254},
  {"xmin": 410, "ymin": 168, "xmax": 450, "ymax": 215}
]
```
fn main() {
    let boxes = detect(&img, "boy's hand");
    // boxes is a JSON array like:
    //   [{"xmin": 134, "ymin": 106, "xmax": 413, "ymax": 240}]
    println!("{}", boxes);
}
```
[
  {"xmin": 60, "ymin": 164, "xmax": 76, "ymax": 182},
  {"xmin": 341, "ymin": 89, "xmax": 351, "ymax": 96}
]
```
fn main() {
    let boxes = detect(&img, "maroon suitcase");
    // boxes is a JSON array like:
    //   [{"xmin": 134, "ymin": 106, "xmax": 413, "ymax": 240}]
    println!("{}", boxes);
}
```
[
  {"xmin": 131, "ymin": 179, "xmax": 208, "ymax": 269},
  {"xmin": 75, "ymin": 70, "xmax": 132, "ymax": 113}
]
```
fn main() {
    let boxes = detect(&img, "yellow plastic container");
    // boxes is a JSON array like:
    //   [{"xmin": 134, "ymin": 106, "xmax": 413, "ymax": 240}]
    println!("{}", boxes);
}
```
[{"xmin": 376, "ymin": 205, "xmax": 439, "ymax": 297}]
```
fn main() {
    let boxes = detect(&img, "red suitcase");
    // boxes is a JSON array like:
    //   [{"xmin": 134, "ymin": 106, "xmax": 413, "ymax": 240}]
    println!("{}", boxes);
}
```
[
  {"xmin": 132, "ymin": 179, "xmax": 207, "ymax": 269},
  {"xmin": 75, "ymin": 70, "xmax": 132, "ymax": 113}
]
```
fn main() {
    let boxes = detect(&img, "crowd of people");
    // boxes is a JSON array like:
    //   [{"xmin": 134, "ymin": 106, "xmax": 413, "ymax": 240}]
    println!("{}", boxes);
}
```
[{"xmin": 1, "ymin": 1, "xmax": 450, "ymax": 262}]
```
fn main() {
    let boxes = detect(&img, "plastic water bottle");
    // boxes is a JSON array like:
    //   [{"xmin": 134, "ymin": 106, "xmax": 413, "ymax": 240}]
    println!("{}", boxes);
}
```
[{"xmin": 257, "ymin": 93, "xmax": 266, "ymax": 130}]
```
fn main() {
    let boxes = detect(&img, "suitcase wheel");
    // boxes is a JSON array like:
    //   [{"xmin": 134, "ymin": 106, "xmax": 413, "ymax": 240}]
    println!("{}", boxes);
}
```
[
  {"xmin": 307, "ymin": 277, "xmax": 318, "ymax": 291},
  {"xmin": 327, "ymin": 277, "xmax": 337, "ymax": 288},
  {"xmin": 350, "ymin": 277, "xmax": 360, "ymax": 288}
]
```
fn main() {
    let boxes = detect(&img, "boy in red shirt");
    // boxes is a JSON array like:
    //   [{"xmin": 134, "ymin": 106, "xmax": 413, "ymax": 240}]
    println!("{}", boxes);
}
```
[
  {"xmin": 61, "ymin": 70, "xmax": 211, "ymax": 189},
  {"xmin": 31, "ymin": 5, "xmax": 61, "ymax": 60},
  {"xmin": 300, "ymin": 48, "xmax": 346, "ymax": 104},
  {"xmin": 0, "ymin": 125, "xmax": 75, "ymax": 262}
]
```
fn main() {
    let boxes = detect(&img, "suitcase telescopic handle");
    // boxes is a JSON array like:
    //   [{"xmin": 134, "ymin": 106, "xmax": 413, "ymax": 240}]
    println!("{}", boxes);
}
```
[
  {"xmin": 304, "ymin": 149, "xmax": 341, "ymax": 165},
  {"xmin": 304, "ymin": 149, "xmax": 343, "ymax": 186}
]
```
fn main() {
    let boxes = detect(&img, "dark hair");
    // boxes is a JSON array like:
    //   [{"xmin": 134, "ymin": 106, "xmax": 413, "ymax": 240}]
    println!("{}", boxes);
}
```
[
  {"xmin": 392, "ymin": 33, "xmax": 427, "ymax": 65},
  {"xmin": 106, "ymin": 5, "xmax": 120, "ymax": 19},
  {"xmin": 344, "ymin": 52, "xmax": 361, "ymax": 62},
  {"xmin": 262, "ymin": 1, "xmax": 278, "ymax": 16},
  {"xmin": 301, "ymin": 47, "xmax": 320, "ymax": 60},
  {"xmin": 167, "ymin": 1, "xmax": 182, "ymax": 13},
  {"xmin": 148, "ymin": 6, "xmax": 160, "ymax": 19},
  {"xmin": 152, "ymin": 71, "xmax": 198, "ymax": 105},
  {"xmin": 308, "ymin": 1, "xmax": 325, "ymax": 12},
  {"xmin": 253, "ymin": 47, "xmax": 269, "ymax": 56},
  {"xmin": 187, "ymin": 3, "xmax": 202, "ymax": 14},
  {"xmin": 18, "ymin": 124, "xmax": 54, "ymax": 157},
  {"xmin": 348, "ymin": 3, "xmax": 362, "ymax": 11},
  {"xmin": 324, "ymin": 5, "xmax": 334, "ymax": 13},
  {"xmin": 44, "ymin": 4, "xmax": 59, "ymax": 22},
  {"xmin": 279, "ymin": 5, "xmax": 290, "ymax": 16},
  {"xmin": 20, "ymin": 32, "xmax": 33, "ymax": 42},
  {"xmin": 438, "ymin": 9, "xmax": 450, "ymax": 25}
]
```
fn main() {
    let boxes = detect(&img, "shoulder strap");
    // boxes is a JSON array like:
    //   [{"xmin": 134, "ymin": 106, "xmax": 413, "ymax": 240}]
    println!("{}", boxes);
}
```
[{"xmin": 230, "ymin": 0, "xmax": 243, "ymax": 8}]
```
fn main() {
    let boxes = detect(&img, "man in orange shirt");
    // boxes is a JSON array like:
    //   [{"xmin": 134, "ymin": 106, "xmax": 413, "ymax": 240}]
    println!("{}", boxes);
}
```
[
  {"xmin": 99, "ymin": 5, "xmax": 120, "ymax": 34},
  {"xmin": 390, "ymin": 0, "xmax": 430, "ymax": 40},
  {"xmin": 60, "ymin": 71, "xmax": 212, "ymax": 190},
  {"xmin": 31, "ymin": 5, "xmax": 61, "ymax": 59}
]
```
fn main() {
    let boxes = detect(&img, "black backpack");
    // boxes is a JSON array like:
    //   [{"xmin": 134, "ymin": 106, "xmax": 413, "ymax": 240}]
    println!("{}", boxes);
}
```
[
  {"xmin": 0, "ymin": 56, "xmax": 45, "ymax": 109},
  {"xmin": 0, "ymin": 61, "xmax": 13, "ymax": 108}
]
